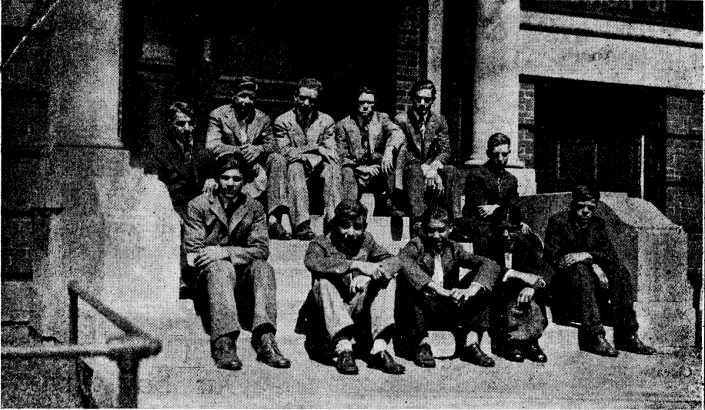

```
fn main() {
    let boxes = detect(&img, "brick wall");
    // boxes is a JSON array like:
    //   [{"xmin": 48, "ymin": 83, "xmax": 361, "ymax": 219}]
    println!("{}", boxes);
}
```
[
  {"xmin": 395, "ymin": 1, "xmax": 424, "ymax": 112},
  {"xmin": 665, "ymin": 93, "xmax": 703, "ymax": 309},
  {"xmin": 518, "ymin": 82, "xmax": 536, "ymax": 168}
]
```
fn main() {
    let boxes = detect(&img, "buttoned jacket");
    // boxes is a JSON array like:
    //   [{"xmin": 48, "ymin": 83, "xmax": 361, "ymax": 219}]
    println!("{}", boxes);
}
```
[
  {"xmin": 206, "ymin": 105, "xmax": 275, "ymax": 158},
  {"xmin": 334, "ymin": 111, "xmax": 405, "ymax": 167},
  {"xmin": 273, "ymin": 109, "xmax": 336, "ymax": 162},
  {"xmin": 394, "ymin": 109, "xmax": 451, "ymax": 165}
]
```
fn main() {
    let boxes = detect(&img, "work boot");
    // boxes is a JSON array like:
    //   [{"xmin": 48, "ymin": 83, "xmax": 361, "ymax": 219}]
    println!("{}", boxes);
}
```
[
  {"xmin": 256, "ymin": 333, "xmax": 291, "ymax": 368},
  {"xmin": 614, "ymin": 332, "xmax": 656, "ymax": 355},
  {"xmin": 579, "ymin": 334, "xmax": 619, "ymax": 357},
  {"xmin": 212, "ymin": 335, "xmax": 242, "ymax": 371}
]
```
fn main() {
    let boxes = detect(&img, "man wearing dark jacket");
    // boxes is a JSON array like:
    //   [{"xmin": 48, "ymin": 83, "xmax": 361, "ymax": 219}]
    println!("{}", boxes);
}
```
[
  {"xmin": 184, "ymin": 153, "xmax": 291, "ymax": 371},
  {"xmin": 462, "ymin": 132, "xmax": 519, "ymax": 256},
  {"xmin": 544, "ymin": 185, "xmax": 655, "ymax": 357},
  {"xmin": 396, "ymin": 207, "xmax": 501, "ymax": 368}
]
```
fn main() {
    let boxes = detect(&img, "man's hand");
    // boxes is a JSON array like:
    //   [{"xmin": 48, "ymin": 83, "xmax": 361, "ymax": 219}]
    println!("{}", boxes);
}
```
[
  {"xmin": 240, "ymin": 144, "xmax": 262, "ymax": 163},
  {"xmin": 357, "ymin": 165, "xmax": 381, "ymax": 178},
  {"xmin": 351, "ymin": 261, "xmax": 383, "ymax": 280},
  {"xmin": 517, "ymin": 287, "xmax": 535, "ymax": 303},
  {"xmin": 202, "ymin": 178, "xmax": 218, "ymax": 195},
  {"xmin": 318, "ymin": 147, "xmax": 339, "ymax": 163},
  {"xmin": 381, "ymin": 148, "xmax": 394, "ymax": 174},
  {"xmin": 592, "ymin": 264, "xmax": 609, "ymax": 288},
  {"xmin": 425, "ymin": 172, "xmax": 443, "ymax": 192},
  {"xmin": 449, "ymin": 282, "xmax": 483, "ymax": 304},
  {"xmin": 377, "ymin": 263, "xmax": 396, "ymax": 281},
  {"xmin": 558, "ymin": 252, "xmax": 593, "ymax": 269},
  {"xmin": 477, "ymin": 204, "xmax": 500, "ymax": 218},
  {"xmin": 194, "ymin": 246, "xmax": 229, "ymax": 268},
  {"xmin": 426, "ymin": 281, "xmax": 451, "ymax": 298},
  {"xmin": 520, "ymin": 222, "xmax": 531, "ymax": 235},
  {"xmin": 502, "ymin": 269, "xmax": 541, "ymax": 287},
  {"xmin": 349, "ymin": 275, "xmax": 371, "ymax": 293}
]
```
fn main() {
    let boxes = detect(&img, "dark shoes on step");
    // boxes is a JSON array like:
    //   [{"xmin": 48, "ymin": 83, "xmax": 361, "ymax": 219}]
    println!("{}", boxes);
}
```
[
  {"xmin": 459, "ymin": 343, "xmax": 495, "ymax": 367},
  {"xmin": 293, "ymin": 221, "xmax": 316, "ymax": 241},
  {"xmin": 335, "ymin": 350, "xmax": 359, "ymax": 375},
  {"xmin": 268, "ymin": 222, "xmax": 291, "ymax": 240},
  {"xmin": 212, "ymin": 335, "xmax": 242, "ymax": 371},
  {"xmin": 413, "ymin": 343, "xmax": 436, "ymax": 368},
  {"xmin": 256, "ymin": 333, "xmax": 291, "ymax": 368},
  {"xmin": 579, "ymin": 334, "xmax": 619, "ymax": 357},
  {"xmin": 524, "ymin": 342, "xmax": 548, "ymax": 363},
  {"xmin": 369, "ymin": 350, "xmax": 406, "ymax": 374},
  {"xmin": 614, "ymin": 333, "xmax": 656, "ymax": 355}
]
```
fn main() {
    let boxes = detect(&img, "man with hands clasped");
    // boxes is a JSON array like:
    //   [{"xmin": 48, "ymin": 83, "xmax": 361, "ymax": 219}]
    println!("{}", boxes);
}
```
[{"xmin": 396, "ymin": 207, "xmax": 501, "ymax": 368}]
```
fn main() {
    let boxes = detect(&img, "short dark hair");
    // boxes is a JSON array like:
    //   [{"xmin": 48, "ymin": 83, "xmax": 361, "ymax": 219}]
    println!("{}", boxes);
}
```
[
  {"xmin": 166, "ymin": 101, "xmax": 194, "ymax": 122},
  {"xmin": 571, "ymin": 184, "xmax": 600, "ymax": 204},
  {"xmin": 487, "ymin": 133, "xmax": 511, "ymax": 151},
  {"xmin": 297, "ymin": 77, "xmax": 323, "ymax": 93},
  {"xmin": 421, "ymin": 206, "xmax": 449, "ymax": 227},
  {"xmin": 332, "ymin": 200, "xmax": 368, "ymax": 227},
  {"xmin": 357, "ymin": 86, "xmax": 376, "ymax": 99},
  {"xmin": 212, "ymin": 152, "xmax": 255, "ymax": 182},
  {"xmin": 410, "ymin": 79, "xmax": 436, "ymax": 99},
  {"xmin": 231, "ymin": 76, "xmax": 258, "ymax": 96}
]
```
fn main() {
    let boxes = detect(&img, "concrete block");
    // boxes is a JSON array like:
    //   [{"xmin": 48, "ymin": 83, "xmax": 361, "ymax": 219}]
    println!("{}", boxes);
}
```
[{"xmin": 634, "ymin": 301, "xmax": 695, "ymax": 349}]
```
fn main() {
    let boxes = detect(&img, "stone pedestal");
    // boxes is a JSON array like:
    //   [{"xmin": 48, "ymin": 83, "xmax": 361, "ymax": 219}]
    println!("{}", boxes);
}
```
[
  {"xmin": 519, "ymin": 192, "xmax": 695, "ymax": 348},
  {"xmin": 469, "ymin": 0, "xmax": 522, "ymax": 168}
]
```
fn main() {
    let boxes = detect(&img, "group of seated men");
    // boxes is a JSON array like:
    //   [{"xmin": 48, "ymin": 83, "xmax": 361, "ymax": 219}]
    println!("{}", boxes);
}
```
[{"xmin": 149, "ymin": 76, "xmax": 656, "ymax": 374}]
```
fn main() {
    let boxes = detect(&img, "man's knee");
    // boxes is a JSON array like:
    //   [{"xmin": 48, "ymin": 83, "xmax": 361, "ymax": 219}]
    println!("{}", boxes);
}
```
[
  {"xmin": 204, "ymin": 260, "xmax": 236, "ymax": 283},
  {"xmin": 312, "ymin": 278, "xmax": 343, "ymax": 301},
  {"xmin": 320, "ymin": 162, "xmax": 341, "ymax": 179},
  {"xmin": 267, "ymin": 153, "xmax": 287, "ymax": 171}
]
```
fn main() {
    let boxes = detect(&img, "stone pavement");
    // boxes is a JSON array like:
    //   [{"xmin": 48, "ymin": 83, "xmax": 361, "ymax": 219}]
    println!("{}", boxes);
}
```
[{"xmin": 137, "ymin": 221, "xmax": 703, "ymax": 409}]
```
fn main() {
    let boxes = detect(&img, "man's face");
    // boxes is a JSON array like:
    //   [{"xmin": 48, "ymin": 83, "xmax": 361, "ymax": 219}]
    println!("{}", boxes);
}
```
[
  {"xmin": 488, "ymin": 144, "xmax": 510, "ymax": 168},
  {"xmin": 218, "ymin": 168, "xmax": 245, "ymax": 200},
  {"xmin": 295, "ymin": 87, "xmax": 318, "ymax": 116},
  {"xmin": 357, "ymin": 92, "xmax": 375, "ymax": 119},
  {"xmin": 233, "ymin": 90, "xmax": 256, "ymax": 115},
  {"xmin": 413, "ymin": 88, "xmax": 433, "ymax": 117},
  {"xmin": 573, "ymin": 200, "xmax": 596, "ymax": 227},
  {"xmin": 422, "ymin": 218, "xmax": 450, "ymax": 253},
  {"xmin": 333, "ymin": 215, "xmax": 366, "ymax": 255},
  {"xmin": 170, "ymin": 111, "xmax": 194, "ymax": 140},
  {"xmin": 496, "ymin": 224, "xmax": 521, "ymax": 252}
]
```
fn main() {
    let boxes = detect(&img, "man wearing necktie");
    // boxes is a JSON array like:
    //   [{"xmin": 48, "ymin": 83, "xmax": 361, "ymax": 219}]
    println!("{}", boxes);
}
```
[
  {"xmin": 396, "ymin": 207, "xmax": 501, "ymax": 368},
  {"xmin": 183, "ymin": 152, "xmax": 291, "ymax": 371},
  {"xmin": 334, "ymin": 86, "xmax": 406, "ymax": 215},
  {"xmin": 394, "ymin": 79, "xmax": 463, "ymax": 237}
]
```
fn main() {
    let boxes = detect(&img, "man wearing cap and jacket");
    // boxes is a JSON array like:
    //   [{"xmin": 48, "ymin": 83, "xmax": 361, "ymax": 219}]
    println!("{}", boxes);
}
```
[{"xmin": 205, "ymin": 76, "xmax": 292, "ymax": 240}]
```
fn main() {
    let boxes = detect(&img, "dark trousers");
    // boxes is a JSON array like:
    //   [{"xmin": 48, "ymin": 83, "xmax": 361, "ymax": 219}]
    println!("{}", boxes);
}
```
[
  {"xmin": 404, "ymin": 163, "xmax": 462, "ymax": 221},
  {"xmin": 199, "ymin": 259, "xmax": 278, "ymax": 342},
  {"xmin": 395, "ymin": 274, "xmax": 490, "ymax": 355},
  {"xmin": 491, "ymin": 281, "xmax": 548, "ymax": 345},
  {"xmin": 340, "ymin": 165, "xmax": 396, "ymax": 206},
  {"xmin": 565, "ymin": 262, "xmax": 638, "ymax": 337}
]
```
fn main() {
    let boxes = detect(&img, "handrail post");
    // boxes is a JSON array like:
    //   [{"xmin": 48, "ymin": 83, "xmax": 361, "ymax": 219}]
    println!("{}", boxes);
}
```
[
  {"xmin": 115, "ymin": 355, "xmax": 140, "ymax": 408},
  {"xmin": 69, "ymin": 286, "xmax": 79, "ymax": 345}
]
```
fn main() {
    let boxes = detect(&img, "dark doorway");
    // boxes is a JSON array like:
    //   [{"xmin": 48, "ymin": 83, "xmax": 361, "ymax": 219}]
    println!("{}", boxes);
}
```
[{"xmin": 534, "ymin": 79, "xmax": 664, "ymax": 196}]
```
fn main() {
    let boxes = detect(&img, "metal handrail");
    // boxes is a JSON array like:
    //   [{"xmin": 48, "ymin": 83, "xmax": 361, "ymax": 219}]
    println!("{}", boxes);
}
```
[{"xmin": 2, "ymin": 280, "xmax": 162, "ymax": 407}]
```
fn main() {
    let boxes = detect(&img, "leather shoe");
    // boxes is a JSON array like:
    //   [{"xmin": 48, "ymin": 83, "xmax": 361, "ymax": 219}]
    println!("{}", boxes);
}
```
[
  {"xmin": 294, "ymin": 221, "xmax": 316, "ymax": 241},
  {"xmin": 369, "ymin": 350, "xmax": 405, "ymax": 374},
  {"xmin": 579, "ymin": 334, "xmax": 619, "ymax": 357},
  {"xmin": 614, "ymin": 333, "xmax": 656, "ymax": 355},
  {"xmin": 498, "ymin": 342, "xmax": 524, "ymax": 362},
  {"xmin": 212, "ymin": 335, "xmax": 242, "ymax": 371},
  {"xmin": 268, "ymin": 222, "xmax": 291, "ymax": 240},
  {"xmin": 256, "ymin": 333, "xmax": 291, "ymax": 368},
  {"xmin": 335, "ymin": 350, "xmax": 359, "ymax": 375},
  {"xmin": 459, "ymin": 343, "xmax": 495, "ymax": 367},
  {"xmin": 413, "ymin": 343, "xmax": 436, "ymax": 368},
  {"xmin": 523, "ymin": 342, "xmax": 548, "ymax": 363}
]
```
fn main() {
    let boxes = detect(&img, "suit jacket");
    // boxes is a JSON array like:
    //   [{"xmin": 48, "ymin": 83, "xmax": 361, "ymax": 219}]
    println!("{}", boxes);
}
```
[
  {"xmin": 544, "ymin": 210, "xmax": 635, "ymax": 300},
  {"xmin": 206, "ymin": 105, "xmax": 275, "ymax": 159},
  {"xmin": 183, "ymin": 192, "xmax": 269, "ymax": 268},
  {"xmin": 334, "ymin": 112, "xmax": 405, "ymax": 167},
  {"xmin": 304, "ymin": 232, "xmax": 401, "ymax": 286},
  {"xmin": 394, "ymin": 109, "xmax": 450, "ymax": 165},
  {"xmin": 148, "ymin": 136, "xmax": 206, "ymax": 212},
  {"xmin": 274, "ymin": 109, "xmax": 336, "ymax": 162},
  {"xmin": 463, "ymin": 162, "xmax": 519, "ymax": 219},
  {"xmin": 398, "ymin": 237, "xmax": 500, "ymax": 292}
]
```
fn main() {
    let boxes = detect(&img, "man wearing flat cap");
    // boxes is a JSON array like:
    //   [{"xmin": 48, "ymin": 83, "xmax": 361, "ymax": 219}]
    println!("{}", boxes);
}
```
[
  {"xmin": 184, "ymin": 152, "xmax": 291, "ymax": 371},
  {"xmin": 544, "ymin": 184, "xmax": 655, "ymax": 357},
  {"xmin": 206, "ymin": 76, "xmax": 292, "ymax": 240}
]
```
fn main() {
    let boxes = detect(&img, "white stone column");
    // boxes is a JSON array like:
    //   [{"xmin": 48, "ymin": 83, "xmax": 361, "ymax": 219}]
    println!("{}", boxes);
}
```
[{"xmin": 36, "ymin": 0, "xmax": 180, "ymax": 340}]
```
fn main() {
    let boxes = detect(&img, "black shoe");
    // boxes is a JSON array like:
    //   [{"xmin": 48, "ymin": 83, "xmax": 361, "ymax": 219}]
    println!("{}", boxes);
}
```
[
  {"xmin": 212, "ymin": 336, "xmax": 242, "ymax": 371},
  {"xmin": 523, "ymin": 341, "xmax": 548, "ymax": 363},
  {"xmin": 369, "ymin": 350, "xmax": 406, "ymax": 374},
  {"xmin": 268, "ymin": 222, "xmax": 291, "ymax": 240},
  {"xmin": 459, "ymin": 343, "xmax": 495, "ymax": 367},
  {"xmin": 498, "ymin": 342, "xmax": 524, "ymax": 362},
  {"xmin": 413, "ymin": 343, "xmax": 436, "ymax": 368},
  {"xmin": 256, "ymin": 333, "xmax": 291, "ymax": 368},
  {"xmin": 579, "ymin": 334, "xmax": 619, "ymax": 357},
  {"xmin": 614, "ymin": 333, "xmax": 656, "ymax": 355},
  {"xmin": 293, "ymin": 221, "xmax": 316, "ymax": 241},
  {"xmin": 335, "ymin": 350, "xmax": 359, "ymax": 375}
]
